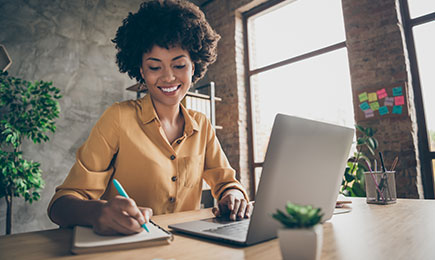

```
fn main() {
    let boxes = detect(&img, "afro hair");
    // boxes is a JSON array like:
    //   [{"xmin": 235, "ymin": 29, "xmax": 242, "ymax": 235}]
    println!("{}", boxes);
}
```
[{"xmin": 112, "ymin": 0, "xmax": 221, "ymax": 84}]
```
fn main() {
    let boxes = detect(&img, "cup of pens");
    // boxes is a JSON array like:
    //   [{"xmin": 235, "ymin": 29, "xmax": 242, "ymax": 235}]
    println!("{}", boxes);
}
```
[
  {"xmin": 364, "ymin": 171, "xmax": 397, "ymax": 204},
  {"xmin": 364, "ymin": 152, "xmax": 398, "ymax": 205}
]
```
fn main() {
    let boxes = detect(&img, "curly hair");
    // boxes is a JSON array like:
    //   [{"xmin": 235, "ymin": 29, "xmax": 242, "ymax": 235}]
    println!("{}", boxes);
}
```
[{"xmin": 112, "ymin": 0, "xmax": 221, "ymax": 84}]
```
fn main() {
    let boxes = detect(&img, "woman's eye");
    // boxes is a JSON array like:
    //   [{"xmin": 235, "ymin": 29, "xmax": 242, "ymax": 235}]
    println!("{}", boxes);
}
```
[
  {"xmin": 149, "ymin": 66, "xmax": 160, "ymax": 71},
  {"xmin": 174, "ymin": 65, "xmax": 186, "ymax": 69}
]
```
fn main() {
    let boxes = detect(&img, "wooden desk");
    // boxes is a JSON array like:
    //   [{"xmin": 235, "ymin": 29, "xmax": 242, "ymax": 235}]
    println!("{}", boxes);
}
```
[{"xmin": 1, "ymin": 198, "xmax": 435, "ymax": 259}]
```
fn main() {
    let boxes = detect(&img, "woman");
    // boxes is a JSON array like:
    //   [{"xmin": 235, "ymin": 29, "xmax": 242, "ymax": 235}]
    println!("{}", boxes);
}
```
[{"xmin": 48, "ymin": 0, "xmax": 252, "ymax": 235}]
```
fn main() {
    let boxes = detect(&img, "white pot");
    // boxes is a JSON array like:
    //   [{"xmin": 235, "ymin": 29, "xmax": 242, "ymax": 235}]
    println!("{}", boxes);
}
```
[{"xmin": 277, "ymin": 224, "xmax": 323, "ymax": 260}]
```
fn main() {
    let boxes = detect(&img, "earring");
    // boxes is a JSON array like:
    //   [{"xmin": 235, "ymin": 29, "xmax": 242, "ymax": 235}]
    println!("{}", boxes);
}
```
[{"xmin": 138, "ymin": 83, "xmax": 147, "ymax": 91}]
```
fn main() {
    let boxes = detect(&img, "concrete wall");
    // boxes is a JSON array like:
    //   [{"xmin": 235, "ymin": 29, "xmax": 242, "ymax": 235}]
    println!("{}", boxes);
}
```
[{"xmin": 0, "ymin": 0, "xmax": 141, "ymax": 234}]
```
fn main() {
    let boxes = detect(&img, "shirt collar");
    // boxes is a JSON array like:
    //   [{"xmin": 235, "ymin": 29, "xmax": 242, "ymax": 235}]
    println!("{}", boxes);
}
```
[
  {"xmin": 139, "ymin": 94, "xmax": 159, "ymax": 125},
  {"xmin": 180, "ymin": 101, "xmax": 199, "ymax": 136},
  {"xmin": 139, "ymin": 94, "xmax": 199, "ymax": 136}
]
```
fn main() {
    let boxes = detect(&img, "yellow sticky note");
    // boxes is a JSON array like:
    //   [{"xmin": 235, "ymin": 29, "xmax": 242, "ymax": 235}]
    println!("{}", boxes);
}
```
[
  {"xmin": 368, "ymin": 92, "xmax": 378, "ymax": 102},
  {"xmin": 370, "ymin": 101, "xmax": 380, "ymax": 111}
]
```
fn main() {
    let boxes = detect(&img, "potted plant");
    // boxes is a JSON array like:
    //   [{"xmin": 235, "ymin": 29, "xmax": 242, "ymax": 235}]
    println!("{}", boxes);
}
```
[
  {"xmin": 341, "ymin": 125, "xmax": 379, "ymax": 197},
  {"xmin": 0, "ymin": 70, "xmax": 62, "ymax": 234},
  {"xmin": 272, "ymin": 202, "xmax": 323, "ymax": 260}
]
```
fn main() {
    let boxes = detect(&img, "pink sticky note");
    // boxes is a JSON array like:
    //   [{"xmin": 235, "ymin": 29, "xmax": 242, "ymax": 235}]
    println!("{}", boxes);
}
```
[
  {"xmin": 377, "ymin": 89, "xmax": 387, "ymax": 99},
  {"xmin": 395, "ymin": 96, "xmax": 405, "ymax": 106}
]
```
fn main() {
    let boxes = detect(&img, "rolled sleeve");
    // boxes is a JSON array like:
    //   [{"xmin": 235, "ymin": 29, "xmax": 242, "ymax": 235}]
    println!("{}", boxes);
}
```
[
  {"xmin": 47, "ymin": 104, "xmax": 120, "ymax": 215},
  {"xmin": 202, "ymin": 120, "xmax": 249, "ymax": 202}
]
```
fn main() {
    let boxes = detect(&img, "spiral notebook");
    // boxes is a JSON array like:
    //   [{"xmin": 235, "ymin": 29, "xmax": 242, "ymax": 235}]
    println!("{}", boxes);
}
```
[{"xmin": 71, "ymin": 220, "xmax": 173, "ymax": 254}]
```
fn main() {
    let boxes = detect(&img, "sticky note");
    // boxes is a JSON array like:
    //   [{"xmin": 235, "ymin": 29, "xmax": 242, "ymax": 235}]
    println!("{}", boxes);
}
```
[
  {"xmin": 377, "ymin": 88, "xmax": 388, "ymax": 99},
  {"xmin": 369, "ymin": 102, "xmax": 380, "ymax": 111},
  {"xmin": 379, "ymin": 106, "xmax": 389, "ymax": 115},
  {"xmin": 384, "ymin": 97, "xmax": 394, "ymax": 106},
  {"xmin": 364, "ymin": 109, "xmax": 374, "ymax": 118},
  {"xmin": 393, "ymin": 105, "xmax": 402, "ymax": 114},
  {"xmin": 395, "ymin": 96, "xmax": 405, "ymax": 106},
  {"xmin": 359, "ymin": 92, "xmax": 368, "ymax": 102},
  {"xmin": 360, "ymin": 102, "xmax": 370, "ymax": 111},
  {"xmin": 368, "ymin": 92, "xmax": 378, "ymax": 102},
  {"xmin": 393, "ymin": 86, "xmax": 403, "ymax": 96}
]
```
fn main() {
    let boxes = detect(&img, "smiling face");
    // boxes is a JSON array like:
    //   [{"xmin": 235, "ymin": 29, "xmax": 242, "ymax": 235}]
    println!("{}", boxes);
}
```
[{"xmin": 140, "ymin": 45, "xmax": 194, "ymax": 109}]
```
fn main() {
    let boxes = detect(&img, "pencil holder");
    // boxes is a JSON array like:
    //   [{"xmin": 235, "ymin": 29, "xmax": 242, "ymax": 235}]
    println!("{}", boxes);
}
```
[{"xmin": 364, "ymin": 171, "xmax": 397, "ymax": 205}]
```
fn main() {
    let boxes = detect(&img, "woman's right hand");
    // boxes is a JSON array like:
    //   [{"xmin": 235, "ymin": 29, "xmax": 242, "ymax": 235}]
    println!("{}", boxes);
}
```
[{"xmin": 93, "ymin": 195, "xmax": 153, "ymax": 235}]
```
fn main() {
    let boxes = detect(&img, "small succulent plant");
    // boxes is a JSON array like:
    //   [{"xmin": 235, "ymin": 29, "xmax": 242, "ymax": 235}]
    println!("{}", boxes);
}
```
[{"xmin": 272, "ymin": 202, "xmax": 323, "ymax": 228}]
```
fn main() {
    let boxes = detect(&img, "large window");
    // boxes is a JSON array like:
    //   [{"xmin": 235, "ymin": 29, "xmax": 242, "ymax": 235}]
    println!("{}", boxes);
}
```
[
  {"xmin": 243, "ymin": 0, "xmax": 354, "ymax": 192},
  {"xmin": 401, "ymin": 0, "xmax": 435, "ymax": 198}
]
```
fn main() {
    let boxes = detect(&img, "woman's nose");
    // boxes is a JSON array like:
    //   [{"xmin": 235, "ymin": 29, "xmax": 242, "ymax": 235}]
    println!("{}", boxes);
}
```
[{"xmin": 161, "ymin": 67, "xmax": 175, "ymax": 81}]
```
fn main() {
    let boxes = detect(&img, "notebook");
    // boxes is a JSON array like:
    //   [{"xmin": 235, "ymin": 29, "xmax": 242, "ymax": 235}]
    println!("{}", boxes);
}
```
[
  {"xmin": 169, "ymin": 113, "xmax": 354, "ymax": 246},
  {"xmin": 71, "ymin": 220, "xmax": 173, "ymax": 254}
]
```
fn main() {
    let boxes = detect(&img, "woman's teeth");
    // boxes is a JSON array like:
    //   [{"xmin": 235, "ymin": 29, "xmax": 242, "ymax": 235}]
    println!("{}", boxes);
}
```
[{"xmin": 161, "ymin": 86, "xmax": 179, "ymax": 92}]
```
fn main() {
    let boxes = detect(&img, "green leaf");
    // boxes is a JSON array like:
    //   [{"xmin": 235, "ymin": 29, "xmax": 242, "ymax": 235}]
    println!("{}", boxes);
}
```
[
  {"xmin": 0, "ymin": 72, "xmax": 60, "ymax": 203},
  {"xmin": 344, "ymin": 170, "xmax": 355, "ymax": 182},
  {"xmin": 352, "ymin": 182, "xmax": 366, "ymax": 197},
  {"xmin": 355, "ymin": 125, "xmax": 365, "ymax": 134},
  {"xmin": 365, "ymin": 127, "xmax": 374, "ymax": 137},
  {"xmin": 357, "ymin": 137, "xmax": 366, "ymax": 145},
  {"xmin": 369, "ymin": 137, "xmax": 378, "ymax": 150},
  {"xmin": 273, "ymin": 202, "xmax": 323, "ymax": 228}
]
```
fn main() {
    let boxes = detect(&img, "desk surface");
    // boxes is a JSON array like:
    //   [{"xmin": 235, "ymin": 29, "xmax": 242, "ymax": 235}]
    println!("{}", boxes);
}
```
[{"xmin": 1, "ymin": 198, "xmax": 435, "ymax": 260}]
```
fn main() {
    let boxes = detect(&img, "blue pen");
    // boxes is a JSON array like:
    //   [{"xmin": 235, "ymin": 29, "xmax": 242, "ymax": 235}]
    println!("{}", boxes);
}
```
[{"xmin": 112, "ymin": 179, "xmax": 150, "ymax": 232}]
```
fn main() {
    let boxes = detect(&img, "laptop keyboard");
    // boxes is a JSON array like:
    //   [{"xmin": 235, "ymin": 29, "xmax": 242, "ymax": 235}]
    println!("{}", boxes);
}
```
[{"xmin": 203, "ymin": 220, "xmax": 249, "ymax": 237}]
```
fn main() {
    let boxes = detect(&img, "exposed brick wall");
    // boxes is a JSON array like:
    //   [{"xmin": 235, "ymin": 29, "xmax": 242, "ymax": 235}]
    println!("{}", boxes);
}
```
[
  {"xmin": 201, "ymin": 0, "xmax": 259, "ymax": 199},
  {"xmin": 342, "ymin": 0, "xmax": 423, "ymax": 198},
  {"xmin": 202, "ymin": 0, "xmax": 424, "ymax": 199}
]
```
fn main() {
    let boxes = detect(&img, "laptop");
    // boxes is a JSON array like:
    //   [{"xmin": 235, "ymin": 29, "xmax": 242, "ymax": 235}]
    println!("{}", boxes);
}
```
[{"xmin": 169, "ymin": 113, "xmax": 355, "ymax": 246}]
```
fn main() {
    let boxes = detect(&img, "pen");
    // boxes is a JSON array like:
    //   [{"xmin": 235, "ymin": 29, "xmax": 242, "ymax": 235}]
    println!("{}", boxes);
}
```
[
  {"xmin": 391, "ymin": 156, "xmax": 399, "ymax": 171},
  {"xmin": 112, "ymin": 179, "xmax": 150, "ymax": 232},
  {"xmin": 378, "ymin": 152, "xmax": 391, "ymax": 202},
  {"xmin": 379, "ymin": 152, "xmax": 386, "ymax": 172}
]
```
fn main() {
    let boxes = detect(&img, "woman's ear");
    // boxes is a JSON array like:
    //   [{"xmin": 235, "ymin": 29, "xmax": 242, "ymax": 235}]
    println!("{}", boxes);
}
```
[
  {"xmin": 140, "ymin": 67, "xmax": 145, "ymax": 79},
  {"xmin": 140, "ymin": 67, "xmax": 147, "ymax": 84}
]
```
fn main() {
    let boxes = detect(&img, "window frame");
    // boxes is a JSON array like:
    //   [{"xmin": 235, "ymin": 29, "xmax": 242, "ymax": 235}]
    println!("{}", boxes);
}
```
[
  {"xmin": 242, "ymin": 0, "xmax": 348, "ymax": 194},
  {"xmin": 399, "ymin": 0, "xmax": 435, "ymax": 198}
]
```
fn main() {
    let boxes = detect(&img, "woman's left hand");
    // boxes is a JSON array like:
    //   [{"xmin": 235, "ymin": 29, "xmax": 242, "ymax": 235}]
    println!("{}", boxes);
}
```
[{"xmin": 212, "ymin": 189, "xmax": 254, "ymax": 221}]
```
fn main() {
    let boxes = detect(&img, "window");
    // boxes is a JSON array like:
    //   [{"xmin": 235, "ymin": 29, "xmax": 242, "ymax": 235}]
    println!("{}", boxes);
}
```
[
  {"xmin": 400, "ymin": 0, "xmax": 435, "ymax": 198},
  {"xmin": 413, "ymin": 22, "xmax": 435, "ymax": 152},
  {"xmin": 243, "ymin": 0, "xmax": 354, "ymax": 193}
]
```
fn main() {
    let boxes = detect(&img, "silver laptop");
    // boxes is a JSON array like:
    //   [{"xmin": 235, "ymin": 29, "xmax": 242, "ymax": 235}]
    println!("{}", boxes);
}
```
[{"xmin": 169, "ymin": 113, "xmax": 354, "ymax": 246}]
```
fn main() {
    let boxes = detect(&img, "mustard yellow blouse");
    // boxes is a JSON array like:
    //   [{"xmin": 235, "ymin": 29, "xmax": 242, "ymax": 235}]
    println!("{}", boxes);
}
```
[{"xmin": 48, "ymin": 94, "xmax": 247, "ymax": 215}]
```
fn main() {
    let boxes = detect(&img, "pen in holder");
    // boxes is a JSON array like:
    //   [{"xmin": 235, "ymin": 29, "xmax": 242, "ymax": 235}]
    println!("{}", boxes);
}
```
[{"xmin": 364, "ymin": 171, "xmax": 397, "ymax": 204}]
